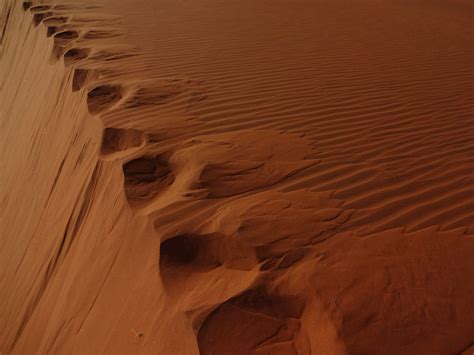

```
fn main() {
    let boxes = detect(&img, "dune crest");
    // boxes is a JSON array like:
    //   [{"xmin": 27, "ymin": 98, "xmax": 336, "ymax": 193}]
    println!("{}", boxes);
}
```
[{"xmin": 1, "ymin": 0, "xmax": 473, "ymax": 354}]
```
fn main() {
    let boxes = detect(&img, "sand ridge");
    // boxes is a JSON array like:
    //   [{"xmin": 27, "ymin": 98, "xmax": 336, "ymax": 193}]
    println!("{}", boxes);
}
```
[{"xmin": 1, "ymin": 0, "xmax": 473, "ymax": 354}]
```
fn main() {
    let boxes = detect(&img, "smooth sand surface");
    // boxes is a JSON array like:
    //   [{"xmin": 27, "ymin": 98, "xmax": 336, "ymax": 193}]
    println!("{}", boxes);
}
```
[{"xmin": 1, "ymin": 0, "xmax": 473, "ymax": 354}]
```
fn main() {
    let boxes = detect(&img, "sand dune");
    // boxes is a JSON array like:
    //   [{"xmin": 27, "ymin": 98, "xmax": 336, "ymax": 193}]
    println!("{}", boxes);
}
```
[{"xmin": 1, "ymin": 0, "xmax": 473, "ymax": 354}]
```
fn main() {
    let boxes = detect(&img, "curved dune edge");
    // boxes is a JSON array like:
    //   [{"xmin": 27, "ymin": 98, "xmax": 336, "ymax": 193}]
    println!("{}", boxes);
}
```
[{"xmin": 1, "ymin": 1, "xmax": 473, "ymax": 354}]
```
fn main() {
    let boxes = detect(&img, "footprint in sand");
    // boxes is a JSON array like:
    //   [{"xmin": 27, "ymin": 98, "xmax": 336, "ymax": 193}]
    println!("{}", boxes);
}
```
[
  {"xmin": 63, "ymin": 47, "xmax": 90, "ymax": 66},
  {"xmin": 122, "ymin": 154, "xmax": 175, "ymax": 206},
  {"xmin": 86, "ymin": 84, "xmax": 123, "ymax": 114},
  {"xmin": 100, "ymin": 127, "xmax": 146, "ymax": 156}
]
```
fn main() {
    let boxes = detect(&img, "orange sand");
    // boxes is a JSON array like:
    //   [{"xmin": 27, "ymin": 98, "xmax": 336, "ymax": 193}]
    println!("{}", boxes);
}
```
[{"xmin": 1, "ymin": 0, "xmax": 473, "ymax": 354}]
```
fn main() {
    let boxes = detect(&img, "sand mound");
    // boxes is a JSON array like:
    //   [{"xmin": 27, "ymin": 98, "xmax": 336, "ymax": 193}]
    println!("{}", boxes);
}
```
[{"xmin": 1, "ymin": 0, "xmax": 473, "ymax": 354}]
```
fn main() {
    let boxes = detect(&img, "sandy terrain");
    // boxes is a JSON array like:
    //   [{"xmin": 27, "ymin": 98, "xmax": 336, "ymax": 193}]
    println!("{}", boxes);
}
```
[{"xmin": 1, "ymin": 0, "xmax": 473, "ymax": 354}]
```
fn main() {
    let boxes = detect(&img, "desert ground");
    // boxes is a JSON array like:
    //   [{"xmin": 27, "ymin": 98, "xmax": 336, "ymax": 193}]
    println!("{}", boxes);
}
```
[{"xmin": 0, "ymin": 0, "xmax": 473, "ymax": 354}]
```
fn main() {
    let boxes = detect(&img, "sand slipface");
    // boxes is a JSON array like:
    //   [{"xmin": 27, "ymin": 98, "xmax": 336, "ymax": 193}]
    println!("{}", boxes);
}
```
[{"xmin": 0, "ymin": 0, "xmax": 473, "ymax": 354}]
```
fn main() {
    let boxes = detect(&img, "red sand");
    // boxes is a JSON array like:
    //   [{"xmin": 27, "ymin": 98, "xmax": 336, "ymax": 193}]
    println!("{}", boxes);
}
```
[{"xmin": 1, "ymin": 0, "xmax": 473, "ymax": 354}]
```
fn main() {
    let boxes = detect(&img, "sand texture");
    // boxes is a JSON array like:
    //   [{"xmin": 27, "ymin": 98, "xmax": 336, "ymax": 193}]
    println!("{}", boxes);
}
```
[{"xmin": 1, "ymin": 0, "xmax": 473, "ymax": 354}]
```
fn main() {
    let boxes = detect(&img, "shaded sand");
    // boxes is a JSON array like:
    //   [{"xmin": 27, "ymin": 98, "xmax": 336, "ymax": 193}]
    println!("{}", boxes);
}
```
[{"xmin": 0, "ymin": 0, "xmax": 473, "ymax": 354}]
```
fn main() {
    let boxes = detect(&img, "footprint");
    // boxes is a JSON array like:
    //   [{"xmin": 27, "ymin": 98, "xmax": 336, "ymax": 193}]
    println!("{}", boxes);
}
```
[
  {"xmin": 53, "ymin": 30, "xmax": 80, "ymax": 57},
  {"xmin": 100, "ymin": 127, "xmax": 145, "ymax": 155},
  {"xmin": 72, "ymin": 69, "xmax": 90, "ymax": 92},
  {"xmin": 158, "ymin": 230, "xmax": 261, "ymax": 304},
  {"xmin": 123, "ymin": 155, "xmax": 175, "ymax": 206},
  {"xmin": 43, "ymin": 16, "xmax": 69, "ymax": 36},
  {"xmin": 54, "ymin": 29, "xmax": 79, "ymax": 41},
  {"xmin": 43, "ymin": 16, "xmax": 69, "ymax": 26},
  {"xmin": 158, "ymin": 229, "xmax": 258, "ymax": 281},
  {"xmin": 197, "ymin": 286, "xmax": 304, "ymax": 354},
  {"xmin": 161, "ymin": 234, "xmax": 199, "ymax": 266},
  {"xmin": 22, "ymin": 2, "xmax": 32, "ymax": 11},
  {"xmin": 33, "ymin": 12, "xmax": 53, "ymax": 26},
  {"xmin": 63, "ymin": 47, "xmax": 90, "ymax": 66},
  {"xmin": 46, "ymin": 26, "xmax": 58, "ymax": 37},
  {"xmin": 29, "ymin": 5, "xmax": 51, "ymax": 13},
  {"xmin": 86, "ymin": 84, "xmax": 122, "ymax": 114},
  {"xmin": 160, "ymin": 234, "xmax": 221, "ymax": 271}
]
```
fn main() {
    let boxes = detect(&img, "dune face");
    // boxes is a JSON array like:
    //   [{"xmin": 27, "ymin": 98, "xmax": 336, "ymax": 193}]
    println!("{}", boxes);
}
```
[{"xmin": 0, "ymin": 0, "xmax": 473, "ymax": 354}]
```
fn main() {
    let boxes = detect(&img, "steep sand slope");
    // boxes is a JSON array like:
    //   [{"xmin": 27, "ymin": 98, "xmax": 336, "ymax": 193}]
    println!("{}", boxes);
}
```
[{"xmin": 0, "ymin": 0, "xmax": 473, "ymax": 354}]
